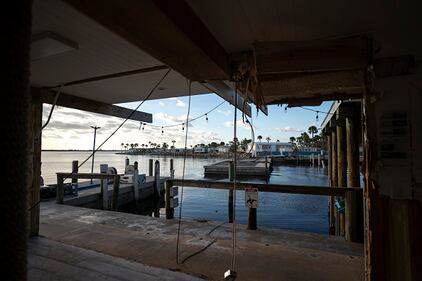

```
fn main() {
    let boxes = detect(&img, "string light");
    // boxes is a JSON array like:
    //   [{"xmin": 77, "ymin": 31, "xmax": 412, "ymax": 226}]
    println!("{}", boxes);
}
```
[
  {"xmin": 182, "ymin": 123, "xmax": 185, "ymax": 131},
  {"xmin": 285, "ymin": 105, "xmax": 288, "ymax": 113},
  {"xmin": 205, "ymin": 113, "xmax": 208, "ymax": 122},
  {"xmin": 161, "ymin": 126, "xmax": 164, "ymax": 135},
  {"xmin": 316, "ymin": 111, "xmax": 319, "ymax": 122}
]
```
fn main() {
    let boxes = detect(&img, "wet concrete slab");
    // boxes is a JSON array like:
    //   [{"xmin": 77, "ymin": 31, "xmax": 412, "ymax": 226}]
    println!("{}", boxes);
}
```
[{"xmin": 39, "ymin": 202, "xmax": 364, "ymax": 281}]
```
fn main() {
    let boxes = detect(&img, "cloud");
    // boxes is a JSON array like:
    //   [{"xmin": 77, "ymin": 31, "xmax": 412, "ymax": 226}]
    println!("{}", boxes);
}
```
[
  {"xmin": 223, "ymin": 119, "xmax": 252, "ymax": 130},
  {"xmin": 274, "ymin": 126, "xmax": 303, "ymax": 133},
  {"xmin": 217, "ymin": 109, "xmax": 232, "ymax": 116},
  {"xmin": 170, "ymin": 98, "xmax": 186, "ymax": 107},
  {"xmin": 154, "ymin": 112, "xmax": 192, "ymax": 126},
  {"xmin": 158, "ymin": 101, "xmax": 165, "ymax": 106}
]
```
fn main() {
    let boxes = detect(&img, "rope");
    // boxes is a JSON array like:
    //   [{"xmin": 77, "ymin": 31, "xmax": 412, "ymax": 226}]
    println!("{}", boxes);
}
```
[
  {"xmin": 175, "ymin": 80, "xmax": 192, "ymax": 264},
  {"xmin": 41, "ymin": 85, "xmax": 62, "ymax": 130},
  {"xmin": 231, "ymin": 83, "xmax": 238, "ymax": 271},
  {"xmin": 28, "ymin": 68, "xmax": 172, "ymax": 211}
]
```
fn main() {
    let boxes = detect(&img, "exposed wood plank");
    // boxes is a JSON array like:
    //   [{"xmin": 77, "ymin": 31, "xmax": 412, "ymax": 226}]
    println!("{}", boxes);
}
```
[
  {"xmin": 254, "ymin": 37, "xmax": 370, "ymax": 75},
  {"xmin": 35, "ymin": 87, "xmax": 153, "ymax": 123},
  {"xmin": 53, "ymin": 65, "xmax": 169, "ymax": 88},
  {"xmin": 63, "ymin": 0, "xmax": 230, "ymax": 81},
  {"xmin": 374, "ymin": 55, "xmax": 416, "ymax": 78},
  {"xmin": 171, "ymin": 179, "xmax": 362, "ymax": 197}
]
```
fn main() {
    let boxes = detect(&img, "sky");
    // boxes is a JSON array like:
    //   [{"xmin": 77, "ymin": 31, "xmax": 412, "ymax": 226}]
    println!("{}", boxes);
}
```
[{"xmin": 41, "ymin": 93, "xmax": 332, "ymax": 150}]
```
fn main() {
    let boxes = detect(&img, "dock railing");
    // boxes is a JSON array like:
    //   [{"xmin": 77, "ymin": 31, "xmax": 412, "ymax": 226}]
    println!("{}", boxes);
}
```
[
  {"xmin": 56, "ymin": 173, "xmax": 121, "ymax": 211},
  {"xmin": 165, "ymin": 179, "xmax": 362, "ymax": 232}
]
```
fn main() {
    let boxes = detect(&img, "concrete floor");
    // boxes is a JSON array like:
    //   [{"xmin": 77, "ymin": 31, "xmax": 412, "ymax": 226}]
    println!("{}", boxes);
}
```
[
  {"xmin": 28, "ymin": 237, "xmax": 201, "ymax": 281},
  {"xmin": 39, "ymin": 202, "xmax": 364, "ymax": 281}
]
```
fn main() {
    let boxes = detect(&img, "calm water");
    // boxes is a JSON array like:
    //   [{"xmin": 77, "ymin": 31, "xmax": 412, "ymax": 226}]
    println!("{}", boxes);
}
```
[{"xmin": 41, "ymin": 151, "xmax": 329, "ymax": 234}]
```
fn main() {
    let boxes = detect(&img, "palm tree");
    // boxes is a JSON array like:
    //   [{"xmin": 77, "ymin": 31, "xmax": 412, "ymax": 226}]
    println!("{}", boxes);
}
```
[
  {"xmin": 276, "ymin": 139, "xmax": 280, "ymax": 143},
  {"xmin": 289, "ymin": 137, "xmax": 296, "ymax": 144},
  {"xmin": 266, "ymin": 137, "xmax": 271, "ymax": 143},
  {"xmin": 308, "ymin": 126, "xmax": 318, "ymax": 138},
  {"xmin": 121, "ymin": 142, "xmax": 124, "ymax": 152},
  {"xmin": 257, "ymin": 135, "xmax": 262, "ymax": 142},
  {"xmin": 172, "ymin": 140, "xmax": 176, "ymax": 148}
]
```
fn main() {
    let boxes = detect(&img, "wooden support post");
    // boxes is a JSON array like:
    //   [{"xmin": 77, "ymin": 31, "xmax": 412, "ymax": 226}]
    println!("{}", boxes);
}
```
[
  {"xmin": 133, "ymin": 168, "xmax": 139, "ymax": 201},
  {"xmin": 228, "ymin": 161, "xmax": 234, "ymax": 223},
  {"xmin": 133, "ymin": 161, "xmax": 138, "ymax": 170},
  {"xmin": 72, "ymin": 160, "xmax": 78, "ymax": 195},
  {"xmin": 247, "ymin": 208, "xmax": 257, "ymax": 230},
  {"xmin": 165, "ymin": 180, "xmax": 174, "ymax": 219},
  {"xmin": 56, "ymin": 174, "xmax": 64, "ymax": 204},
  {"xmin": 331, "ymin": 128, "xmax": 338, "ymax": 235},
  {"xmin": 345, "ymin": 107, "xmax": 361, "ymax": 242},
  {"xmin": 154, "ymin": 160, "xmax": 160, "ymax": 217},
  {"xmin": 29, "ymin": 91, "xmax": 42, "ymax": 236},
  {"xmin": 337, "ymin": 115, "xmax": 347, "ymax": 237},
  {"xmin": 125, "ymin": 157, "xmax": 129, "ymax": 168},
  {"xmin": 111, "ymin": 175, "xmax": 120, "ymax": 211},
  {"xmin": 149, "ymin": 159, "xmax": 153, "ymax": 176},
  {"xmin": 327, "ymin": 133, "xmax": 335, "ymax": 235},
  {"xmin": 170, "ymin": 159, "xmax": 174, "ymax": 178},
  {"xmin": 100, "ymin": 164, "xmax": 109, "ymax": 210}
]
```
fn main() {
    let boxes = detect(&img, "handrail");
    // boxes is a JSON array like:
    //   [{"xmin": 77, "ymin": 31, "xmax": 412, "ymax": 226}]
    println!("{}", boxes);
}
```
[
  {"xmin": 56, "ymin": 172, "xmax": 122, "ymax": 180},
  {"xmin": 169, "ymin": 179, "xmax": 362, "ymax": 197}
]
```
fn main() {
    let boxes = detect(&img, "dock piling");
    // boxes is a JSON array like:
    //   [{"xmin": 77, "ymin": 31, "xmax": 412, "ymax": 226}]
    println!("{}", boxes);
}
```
[
  {"xmin": 111, "ymin": 175, "xmax": 120, "ymax": 211},
  {"xmin": 228, "ymin": 161, "xmax": 234, "ymax": 223},
  {"xmin": 336, "ymin": 114, "xmax": 347, "ymax": 237},
  {"xmin": 165, "ymin": 180, "xmax": 174, "ymax": 219},
  {"xmin": 149, "ymin": 159, "xmax": 153, "ymax": 176},
  {"xmin": 100, "ymin": 164, "xmax": 109, "ymax": 210},
  {"xmin": 247, "ymin": 208, "xmax": 257, "ymax": 230},
  {"xmin": 56, "ymin": 174, "xmax": 64, "ymax": 204},
  {"xmin": 72, "ymin": 160, "xmax": 78, "ymax": 195},
  {"xmin": 133, "ymin": 168, "xmax": 139, "ymax": 201},
  {"xmin": 153, "ymin": 160, "xmax": 160, "ymax": 217},
  {"xmin": 170, "ymin": 159, "xmax": 174, "ymax": 178}
]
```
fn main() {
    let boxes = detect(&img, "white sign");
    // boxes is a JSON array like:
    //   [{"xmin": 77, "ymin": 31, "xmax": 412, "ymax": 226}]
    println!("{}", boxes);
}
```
[
  {"xmin": 170, "ymin": 197, "xmax": 179, "ymax": 208},
  {"xmin": 245, "ymin": 187, "xmax": 258, "ymax": 208},
  {"xmin": 170, "ymin": 186, "xmax": 178, "ymax": 197}
]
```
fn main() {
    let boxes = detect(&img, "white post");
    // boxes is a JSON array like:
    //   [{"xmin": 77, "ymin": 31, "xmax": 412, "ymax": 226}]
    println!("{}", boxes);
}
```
[
  {"xmin": 100, "ymin": 164, "xmax": 109, "ymax": 210},
  {"xmin": 133, "ymin": 168, "xmax": 139, "ymax": 201}
]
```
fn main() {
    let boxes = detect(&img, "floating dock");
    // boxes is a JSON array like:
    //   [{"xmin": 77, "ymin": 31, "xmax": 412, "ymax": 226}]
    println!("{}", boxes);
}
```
[{"xmin": 204, "ymin": 158, "xmax": 272, "ymax": 177}]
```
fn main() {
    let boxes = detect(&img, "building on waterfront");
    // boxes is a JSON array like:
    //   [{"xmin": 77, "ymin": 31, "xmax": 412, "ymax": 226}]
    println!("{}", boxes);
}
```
[{"xmin": 253, "ymin": 142, "xmax": 293, "ymax": 157}]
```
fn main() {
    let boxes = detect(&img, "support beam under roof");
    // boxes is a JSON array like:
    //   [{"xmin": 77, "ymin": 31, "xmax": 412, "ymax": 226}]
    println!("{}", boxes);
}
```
[
  {"xmin": 34, "ymin": 87, "xmax": 153, "ymax": 123},
  {"xmin": 63, "ymin": 0, "xmax": 230, "ymax": 82}
]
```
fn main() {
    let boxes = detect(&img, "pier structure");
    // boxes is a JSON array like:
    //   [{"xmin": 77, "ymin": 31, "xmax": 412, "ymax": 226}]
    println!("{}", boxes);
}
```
[{"xmin": 4, "ymin": 1, "xmax": 422, "ymax": 280}]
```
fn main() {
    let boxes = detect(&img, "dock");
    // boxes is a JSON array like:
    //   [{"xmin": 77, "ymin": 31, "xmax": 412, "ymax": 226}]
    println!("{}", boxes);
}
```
[
  {"xmin": 37, "ymin": 202, "xmax": 364, "ymax": 281},
  {"xmin": 204, "ymin": 158, "xmax": 272, "ymax": 177}
]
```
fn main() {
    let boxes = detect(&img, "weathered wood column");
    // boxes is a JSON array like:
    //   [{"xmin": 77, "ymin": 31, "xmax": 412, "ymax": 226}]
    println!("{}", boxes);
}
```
[
  {"xmin": 326, "ymin": 130, "xmax": 335, "ymax": 235},
  {"xmin": 330, "ymin": 122, "xmax": 338, "ymax": 234},
  {"xmin": 336, "ymin": 111, "xmax": 347, "ymax": 237},
  {"xmin": 345, "ymin": 105, "xmax": 361, "ymax": 242},
  {"xmin": 228, "ymin": 161, "xmax": 234, "ymax": 223},
  {"xmin": 29, "ymin": 90, "xmax": 42, "ymax": 236},
  {"xmin": 3, "ymin": 3, "xmax": 33, "ymax": 279}
]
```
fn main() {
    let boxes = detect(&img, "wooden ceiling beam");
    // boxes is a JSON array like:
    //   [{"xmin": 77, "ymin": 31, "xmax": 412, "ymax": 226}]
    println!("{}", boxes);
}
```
[
  {"xmin": 63, "ymin": 0, "xmax": 230, "ymax": 82},
  {"xmin": 34, "ymin": 87, "xmax": 153, "ymax": 123}
]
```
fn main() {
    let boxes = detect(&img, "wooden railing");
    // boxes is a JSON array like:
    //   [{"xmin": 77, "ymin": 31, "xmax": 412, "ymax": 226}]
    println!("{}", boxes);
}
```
[
  {"xmin": 56, "ymin": 172, "xmax": 121, "ymax": 211},
  {"xmin": 165, "ymin": 179, "xmax": 362, "ymax": 231}
]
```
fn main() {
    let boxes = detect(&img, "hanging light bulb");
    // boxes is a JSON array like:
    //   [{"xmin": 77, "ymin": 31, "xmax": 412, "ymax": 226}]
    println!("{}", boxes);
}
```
[
  {"xmin": 316, "ymin": 111, "xmax": 319, "ymax": 122},
  {"xmin": 285, "ymin": 106, "xmax": 288, "ymax": 113},
  {"xmin": 142, "ymin": 123, "xmax": 145, "ymax": 131},
  {"xmin": 161, "ymin": 126, "xmax": 164, "ymax": 135},
  {"xmin": 205, "ymin": 113, "xmax": 208, "ymax": 122},
  {"xmin": 182, "ymin": 123, "xmax": 185, "ymax": 131}
]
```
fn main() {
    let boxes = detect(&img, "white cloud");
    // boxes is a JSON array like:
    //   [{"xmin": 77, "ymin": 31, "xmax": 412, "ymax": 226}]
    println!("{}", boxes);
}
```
[
  {"xmin": 223, "ymin": 119, "xmax": 252, "ymax": 130},
  {"xmin": 154, "ymin": 112, "xmax": 192, "ymax": 125},
  {"xmin": 170, "ymin": 98, "xmax": 186, "ymax": 107},
  {"xmin": 158, "ymin": 101, "xmax": 165, "ymax": 106},
  {"xmin": 273, "ymin": 126, "xmax": 303, "ymax": 133},
  {"xmin": 217, "ymin": 109, "xmax": 232, "ymax": 116}
]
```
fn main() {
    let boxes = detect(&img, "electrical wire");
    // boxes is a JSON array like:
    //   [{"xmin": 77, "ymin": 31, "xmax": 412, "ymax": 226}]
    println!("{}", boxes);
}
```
[
  {"xmin": 28, "ymin": 69, "xmax": 172, "ymax": 211},
  {"xmin": 175, "ymin": 80, "xmax": 192, "ymax": 264},
  {"xmin": 42, "ymin": 85, "xmax": 63, "ymax": 130}
]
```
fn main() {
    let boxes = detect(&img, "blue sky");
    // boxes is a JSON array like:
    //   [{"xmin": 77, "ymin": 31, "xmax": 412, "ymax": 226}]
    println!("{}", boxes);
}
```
[{"xmin": 41, "ymin": 92, "xmax": 332, "ymax": 150}]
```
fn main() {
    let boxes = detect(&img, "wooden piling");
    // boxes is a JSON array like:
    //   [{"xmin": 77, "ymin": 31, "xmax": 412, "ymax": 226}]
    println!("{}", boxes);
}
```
[
  {"xmin": 165, "ymin": 180, "xmax": 174, "ymax": 219},
  {"xmin": 100, "ymin": 164, "xmax": 109, "ymax": 210},
  {"xmin": 56, "ymin": 174, "xmax": 64, "ymax": 204},
  {"xmin": 133, "ymin": 161, "xmax": 138, "ymax": 170},
  {"xmin": 345, "ymin": 108, "xmax": 361, "ymax": 242},
  {"xmin": 331, "ymin": 127, "xmax": 338, "ymax": 235},
  {"xmin": 228, "ymin": 161, "xmax": 234, "ymax": 223},
  {"xmin": 336, "ymin": 116, "xmax": 347, "ymax": 237},
  {"xmin": 30, "ymin": 91, "xmax": 42, "ymax": 236},
  {"xmin": 133, "ymin": 168, "xmax": 139, "ymax": 201},
  {"xmin": 125, "ymin": 157, "xmax": 129, "ymax": 168},
  {"xmin": 247, "ymin": 208, "xmax": 257, "ymax": 230},
  {"xmin": 149, "ymin": 159, "xmax": 153, "ymax": 176},
  {"xmin": 111, "ymin": 175, "xmax": 120, "ymax": 211},
  {"xmin": 170, "ymin": 159, "xmax": 174, "ymax": 178},
  {"xmin": 326, "ymin": 133, "xmax": 335, "ymax": 235},
  {"xmin": 154, "ymin": 160, "xmax": 160, "ymax": 217},
  {"xmin": 72, "ymin": 160, "xmax": 78, "ymax": 195}
]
